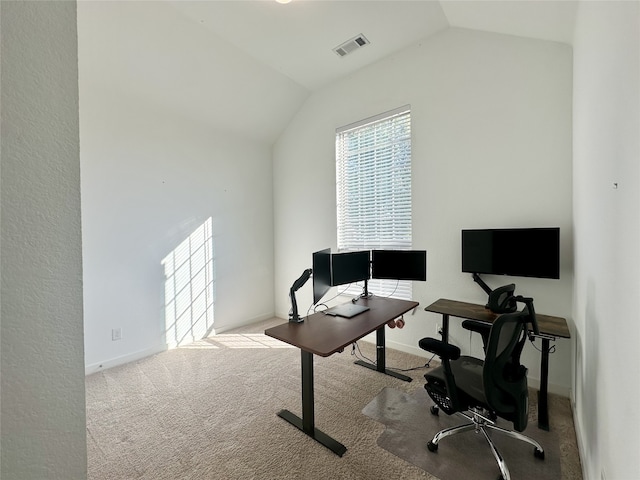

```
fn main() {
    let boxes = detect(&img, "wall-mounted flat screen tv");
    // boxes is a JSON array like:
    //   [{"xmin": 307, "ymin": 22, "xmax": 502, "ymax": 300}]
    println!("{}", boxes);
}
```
[{"xmin": 462, "ymin": 227, "xmax": 560, "ymax": 279}]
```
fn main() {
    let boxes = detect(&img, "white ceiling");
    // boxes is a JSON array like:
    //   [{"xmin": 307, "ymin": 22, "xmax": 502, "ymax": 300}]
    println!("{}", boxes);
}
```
[
  {"xmin": 78, "ymin": 1, "xmax": 579, "ymax": 143},
  {"xmin": 167, "ymin": 0, "xmax": 579, "ymax": 92}
]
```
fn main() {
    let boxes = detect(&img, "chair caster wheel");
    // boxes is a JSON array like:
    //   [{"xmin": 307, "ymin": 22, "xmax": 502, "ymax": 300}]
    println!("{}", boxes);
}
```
[
  {"xmin": 427, "ymin": 441, "xmax": 438, "ymax": 452},
  {"xmin": 534, "ymin": 447, "xmax": 545, "ymax": 460},
  {"xmin": 430, "ymin": 405, "xmax": 439, "ymax": 416}
]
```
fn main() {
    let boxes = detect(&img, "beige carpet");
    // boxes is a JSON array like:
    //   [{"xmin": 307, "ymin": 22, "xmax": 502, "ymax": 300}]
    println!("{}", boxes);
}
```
[{"xmin": 86, "ymin": 318, "xmax": 582, "ymax": 479}]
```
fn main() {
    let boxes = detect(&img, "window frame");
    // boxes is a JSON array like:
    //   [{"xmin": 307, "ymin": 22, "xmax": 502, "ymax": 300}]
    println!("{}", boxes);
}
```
[{"xmin": 335, "ymin": 105, "xmax": 413, "ymax": 299}]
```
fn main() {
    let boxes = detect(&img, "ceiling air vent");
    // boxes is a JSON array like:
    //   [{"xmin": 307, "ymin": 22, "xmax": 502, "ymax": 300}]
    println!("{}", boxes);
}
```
[{"xmin": 333, "ymin": 34, "xmax": 370, "ymax": 57}]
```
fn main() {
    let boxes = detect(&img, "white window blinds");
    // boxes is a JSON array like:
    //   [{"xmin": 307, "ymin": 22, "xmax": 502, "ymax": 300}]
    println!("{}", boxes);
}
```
[{"xmin": 336, "ymin": 106, "xmax": 413, "ymax": 299}]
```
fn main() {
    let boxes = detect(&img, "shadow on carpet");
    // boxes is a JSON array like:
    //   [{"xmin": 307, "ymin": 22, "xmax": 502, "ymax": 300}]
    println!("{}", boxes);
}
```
[{"xmin": 362, "ymin": 387, "xmax": 560, "ymax": 480}]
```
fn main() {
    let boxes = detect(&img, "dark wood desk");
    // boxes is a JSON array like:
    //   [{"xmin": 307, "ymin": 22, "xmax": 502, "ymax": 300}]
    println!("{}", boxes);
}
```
[
  {"xmin": 265, "ymin": 296, "xmax": 419, "ymax": 456},
  {"xmin": 425, "ymin": 298, "xmax": 570, "ymax": 430}
]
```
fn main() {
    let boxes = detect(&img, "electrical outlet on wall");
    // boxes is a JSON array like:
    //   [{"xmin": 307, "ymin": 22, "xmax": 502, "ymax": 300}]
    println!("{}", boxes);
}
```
[{"xmin": 112, "ymin": 328, "xmax": 122, "ymax": 341}]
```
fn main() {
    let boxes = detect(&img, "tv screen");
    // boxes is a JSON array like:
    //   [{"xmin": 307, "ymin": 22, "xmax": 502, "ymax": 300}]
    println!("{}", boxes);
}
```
[
  {"xmin": 371, "ymin": 250, "xmax": 427, "ymax": 281},
  {"xmin": 312, "ymin": 248, "xmax": 332, "ymax": 305},
  {"xmin": 331, "ymin": 250, "xmax": 371, "ymax": 286},
  {"xmin": 462, "ymin": 228, "xmax": 560, "ymax": 279}
]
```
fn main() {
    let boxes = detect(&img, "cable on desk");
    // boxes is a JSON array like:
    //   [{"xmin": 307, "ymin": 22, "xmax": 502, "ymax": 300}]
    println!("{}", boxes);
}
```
[
  {"xmin": 528, "ymin": 337, "xmax": 556, "ymax": 355},
  {"xmin": 376, "ymin": 280, "xmax": 400, "ymax": 298},
  {"xmin": 308, "ymin": 285, "xmax": 352, "ymax": 317},
  {"xmin": 350, "ymin": 341, "xmax": 434, "ymax": 372},
  {"xmin": 422, "ymin": 352, "xmax": 438, "ymax": 369},
  {"xmin": 351, "ymin": 341, "xmax": 375, "ymax": 365}
]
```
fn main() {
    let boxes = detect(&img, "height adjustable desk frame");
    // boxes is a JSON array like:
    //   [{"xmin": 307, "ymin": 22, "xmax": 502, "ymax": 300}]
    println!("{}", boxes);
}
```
[{"xmin": 265, "ymin": 296, "xmax": 418, "ymax": 456}]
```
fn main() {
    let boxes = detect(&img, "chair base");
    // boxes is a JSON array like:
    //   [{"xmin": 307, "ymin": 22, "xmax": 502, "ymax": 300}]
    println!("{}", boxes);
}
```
[{"xmin": 427, "ymin": 407, "xmax": 544, "ymax": 480}]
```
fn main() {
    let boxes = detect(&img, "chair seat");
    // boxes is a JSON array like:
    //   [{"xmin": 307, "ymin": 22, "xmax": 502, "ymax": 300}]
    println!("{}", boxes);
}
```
[{"xmin": 425, "ymin": 356, "xmax": 488, "ymax": 410}]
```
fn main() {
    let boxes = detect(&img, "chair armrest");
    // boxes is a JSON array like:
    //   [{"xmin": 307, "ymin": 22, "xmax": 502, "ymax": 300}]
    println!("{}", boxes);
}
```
[
  {"xmin": 418, "ymin": 337, "xmax": 461, "ymax": 360},
  {"xmin": 461, "ymin": 319, "xmax": 491, "ymax": 336}
]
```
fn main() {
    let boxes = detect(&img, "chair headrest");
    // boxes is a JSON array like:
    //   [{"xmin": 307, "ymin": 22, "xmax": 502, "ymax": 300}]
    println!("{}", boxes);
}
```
[{"xmin": 487, "ymin": 283, "xmax": 517, "ymax": 313}]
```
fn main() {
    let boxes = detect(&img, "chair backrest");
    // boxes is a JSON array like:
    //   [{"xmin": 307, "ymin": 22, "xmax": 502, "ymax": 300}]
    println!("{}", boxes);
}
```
[{"xmin": 483, "ymin": 309, "xmax": 530, "ymax": 431}]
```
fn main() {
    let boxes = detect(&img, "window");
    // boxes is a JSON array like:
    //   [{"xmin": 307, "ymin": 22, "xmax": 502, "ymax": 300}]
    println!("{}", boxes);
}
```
[{"xmin": 336, "ymin": 105, "xmax": 412, "ymax": 299}]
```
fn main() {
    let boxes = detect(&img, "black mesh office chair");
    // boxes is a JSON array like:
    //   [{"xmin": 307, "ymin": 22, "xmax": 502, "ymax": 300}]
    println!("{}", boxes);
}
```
[{"xmin": 419, "ymin": 299, "xmax": 544, "ymax": 480}]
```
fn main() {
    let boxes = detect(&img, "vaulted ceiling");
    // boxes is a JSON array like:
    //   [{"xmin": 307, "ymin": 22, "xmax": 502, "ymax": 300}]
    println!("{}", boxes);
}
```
[
  {"xmin": 78, "ymin": 1, "xmax": 578, "ymax": 143},
  {"xmin": 167, "ymin": 0, "xmax": 578, "ymax": 91}
]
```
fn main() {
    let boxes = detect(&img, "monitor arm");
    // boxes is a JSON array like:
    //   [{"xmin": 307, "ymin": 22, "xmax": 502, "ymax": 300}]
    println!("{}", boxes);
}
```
[
  {"xmin": 362, "ymin": 278, "xmax": 370, "ymax": 298},
  {"xmin": 289, "ymin": 268, "xmax": 312, "ymax": 323},
  {"xmin": 472, "ymin": 273, "xmax": 517, "ymax": 313},
  {"xmin": 472, "ymin": 272, "xmax": 493, "ymax": 295}
]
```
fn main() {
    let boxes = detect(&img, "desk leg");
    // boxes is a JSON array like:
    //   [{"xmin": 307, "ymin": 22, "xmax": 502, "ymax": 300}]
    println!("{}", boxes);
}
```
[
  {"xmin": 354, "ymin": 327, "xmax": 412, "ymax": 382},
  {"xmin": 537, "ymin": 338, "xmax": 550, "ymax": 431},
  {"xmin": 301, "ymin": 349, "xmax": 315, "ymax": 433},
  {"xmin": 277, "ymin": 350, "xmax": 347, "ymax": 456},
  {"xmin": 441, "ymin": 313, "xmax": 450, "ymax": 342}
]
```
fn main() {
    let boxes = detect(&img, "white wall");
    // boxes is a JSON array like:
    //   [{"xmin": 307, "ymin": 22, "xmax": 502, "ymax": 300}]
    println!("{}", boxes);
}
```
[
  {"xmin": 274, "ymin": 27, "xmax": 574, "ymax": 394},
  {"xmin": 79, "ymin": 95, "xmax": 275, "ymax": 371},
  {"xmin": 573, "ymin": 2, "xmax": 640, "ymax": 479},
  {"xmin": 0, "ymin": 2, "xmax": 87, "ymax": 478},
  {"xmin": 78, "ymin": 1, "xmax": 298, "ymax": 372}
]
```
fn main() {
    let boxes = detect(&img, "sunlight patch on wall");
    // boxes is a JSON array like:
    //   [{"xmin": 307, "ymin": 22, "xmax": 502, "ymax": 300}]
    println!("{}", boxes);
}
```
[{"xmin": 162, "ymin": 218, "xmax": 215, "ymax": 348}]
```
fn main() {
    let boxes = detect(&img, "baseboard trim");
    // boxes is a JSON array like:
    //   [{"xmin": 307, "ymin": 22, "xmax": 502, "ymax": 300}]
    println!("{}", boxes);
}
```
[
  {"xmin": 570, "ymin": 390, "xmax": 589, "ymax": 480},
  {"xmin": 85, "ymin": 312, "xmax": 276, "ymax": 376},
  {"xmin": 213, "ymin": 312, "xmax": 274, "ymax": 334},
  {"xmin": 85, "ymin": 344, "xmax": 166, "ymax": 376}
]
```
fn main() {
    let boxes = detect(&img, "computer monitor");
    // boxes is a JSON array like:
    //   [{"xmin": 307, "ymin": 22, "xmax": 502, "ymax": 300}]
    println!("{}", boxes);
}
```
[
  {"xmin": 330, "ymin": 250, "xmax": 371, "ymax": 286},
  {"xmin": 371, "ymin": 250, "xmax": 427, "ymax": 281},
  {"xmin": 312, "ymin": 248, "xmax": 332, "ymax": 305},
  {"xmin": 461, "ymin": 227, "xmax": 560, "ymax": 279}
]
